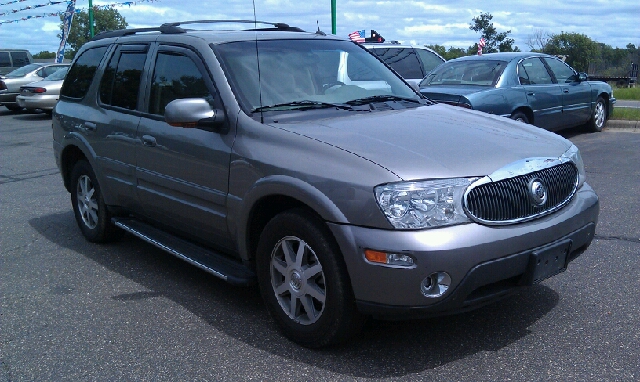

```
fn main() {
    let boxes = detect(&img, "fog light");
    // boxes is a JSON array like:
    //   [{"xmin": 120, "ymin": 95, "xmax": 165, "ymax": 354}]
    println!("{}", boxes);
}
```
[
  {"xmin": 421, "ymin": 272, "xmax": 451, "ymax": 298},
  {"xmin": 364, "ymin": 249, "xmax": 415, "ymax": 267}
]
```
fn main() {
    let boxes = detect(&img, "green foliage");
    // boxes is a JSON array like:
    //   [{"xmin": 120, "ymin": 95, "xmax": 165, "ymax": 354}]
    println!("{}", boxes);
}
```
[
  {"xmin": 611, "ymin": 107, "xmax": 640, "ymax": 121},
  {"xmin": 33, "ymin": 51, "xmax": 57, "ymax": 59},
  {"xmin": 543, "ymin": 32, "xmax": 599, "ymax": 72},
  {"xmin": 613, "ymin": 87, "xmax": 640, "ymax": 101},
  {"xmin": 425, "ymin": 44, "xmax": 466, "ymax": 60},
  {"xmin": 468, "ymin": 12, "xmax": 519, "ymax": 54},
  {"xmin": 59, "ymin": 8, "xmax": 127, "ymax": 58}
]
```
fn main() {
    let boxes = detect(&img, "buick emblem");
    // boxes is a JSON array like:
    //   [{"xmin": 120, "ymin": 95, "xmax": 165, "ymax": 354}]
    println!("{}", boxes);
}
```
[{"xmin": 528, "ymin": 178, "xmax": 548, "ymax": 206}]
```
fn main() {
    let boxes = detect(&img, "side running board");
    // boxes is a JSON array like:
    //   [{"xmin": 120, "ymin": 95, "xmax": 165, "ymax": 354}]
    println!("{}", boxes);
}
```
[{"xmin": 112, "ymin": 217, "xmax": 256, "ymax": 286}]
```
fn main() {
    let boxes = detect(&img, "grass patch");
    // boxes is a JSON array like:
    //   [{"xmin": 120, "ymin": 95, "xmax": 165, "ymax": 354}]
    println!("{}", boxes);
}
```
[
  {"xmin": 614, "ymin": 87, "xmax": 640, "ymax": 100},
  {"xmin": 611, "ymin": 107, "xmax": 640, "ymax": 120}
]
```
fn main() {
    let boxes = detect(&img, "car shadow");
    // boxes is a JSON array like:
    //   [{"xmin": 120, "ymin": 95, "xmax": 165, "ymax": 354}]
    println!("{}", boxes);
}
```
[{"xmin": 30, "ymin": 211, "xmax": 560, "ymax": 378}]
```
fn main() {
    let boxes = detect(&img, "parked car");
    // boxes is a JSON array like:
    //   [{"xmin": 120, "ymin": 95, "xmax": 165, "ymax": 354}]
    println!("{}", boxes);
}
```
[
  {"xmin": 0, "ymin": 63, "xmax": 69, "ymax": 111},
  {"xmin": 419, "ymin": 52, "xmax": 615, "ymax": 132},
  {"xmin": 53, "ymin": 21, "xmax": 599, "ymax": 348},
  {"xmin": 364, "ymin": 43, "xmax": 445, "ymax": 86},
  {"xmin": 16, "ymin": 66, "xmax": 69, "ymax": 113},
  {"xmin": 0, "ymin": 49, "xmax": 33, "ymax": 76}
]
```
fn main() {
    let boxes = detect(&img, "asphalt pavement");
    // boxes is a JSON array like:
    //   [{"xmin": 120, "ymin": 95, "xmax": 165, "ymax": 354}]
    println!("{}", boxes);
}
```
[{"xmin": 1, "ymin": 109, "xmax": 638, "ymax": 381}]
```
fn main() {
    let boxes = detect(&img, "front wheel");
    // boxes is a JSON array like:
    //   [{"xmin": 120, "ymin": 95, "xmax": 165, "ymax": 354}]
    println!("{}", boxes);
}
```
[
  {"xmin": 587, "ymin": 96, "xmax": 606, "ymax": 132},
  {"xmin": 70, "ymin": 160, "xmax": 120, "ymax": 243},
  {"xmin": 510, "ymin": 111, "xmax": 530, "ymax": 124},
  {"xmin": 256, "ymin": 209, "xmax": 364, "ymax": 348}
]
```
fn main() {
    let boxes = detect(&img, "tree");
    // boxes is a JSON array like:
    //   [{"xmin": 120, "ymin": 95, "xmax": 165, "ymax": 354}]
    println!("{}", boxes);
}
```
[
  {"xmin": 59, "ymin": 8, "xmax": 127, "ymax": 58},
  {"xmin": 468, "ymin": 12, "xmax": 519, "ymax": 54},
  {"xmin": 543, "ymin": 32, "xmax": 598, "ymax": 72},
  {"xmin": 526, "ymin": 29, "xmax": 551, "ymax": 52},
  {"xmin": 425, "ymin": 44, "xmax": 466, "ymax": 60},
  {"xmin": 33, "ymin": 51, "xmax": 57, "ymax": 59}
]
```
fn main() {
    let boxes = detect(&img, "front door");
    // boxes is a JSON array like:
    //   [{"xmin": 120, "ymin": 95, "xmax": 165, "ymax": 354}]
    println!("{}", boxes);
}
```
[
  {"xmin": 135, "ymin": 45, "xmax": 235, "ymax": 251},
  {"xmin": 543, "ymin": 57, "xmax": 592, "ymax": 127}
]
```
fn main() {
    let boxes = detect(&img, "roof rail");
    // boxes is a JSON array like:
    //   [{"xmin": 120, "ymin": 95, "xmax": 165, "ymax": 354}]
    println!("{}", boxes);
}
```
[
  {"xmin": 162, "ymin": 20, "xmax": 305, "ymax": 32},
  {"xmin": 92, "ymin": 24, "xmax": 186, "ymax": 41},
  {"xmin": 90, "ymin": 20, "xmax": 304, "ymax": 41}
]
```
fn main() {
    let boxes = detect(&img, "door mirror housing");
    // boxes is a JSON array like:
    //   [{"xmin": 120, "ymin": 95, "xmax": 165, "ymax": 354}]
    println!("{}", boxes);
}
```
[
  {"xmin": 578, "ymin": 72, "xmax": 588, "ymax": 82},
  {"xmin": 164, "ymin": 98, "xmax": 226, "ymax": 132}
]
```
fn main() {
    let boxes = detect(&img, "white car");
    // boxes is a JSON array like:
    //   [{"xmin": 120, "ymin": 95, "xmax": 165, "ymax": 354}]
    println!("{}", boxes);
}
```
[
  {"xmin": 363, "ymin": 43, "xmax": 445, "ymax": 86},
  {"xmin": 16, "ymin": 66, "xmax": 69, "ymax": 113}
]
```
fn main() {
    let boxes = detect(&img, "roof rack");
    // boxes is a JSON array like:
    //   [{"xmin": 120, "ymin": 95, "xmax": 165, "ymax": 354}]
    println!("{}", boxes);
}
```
[{"xmin": 91, "ymin": 20, "xmax": 304, "ymax": 41}]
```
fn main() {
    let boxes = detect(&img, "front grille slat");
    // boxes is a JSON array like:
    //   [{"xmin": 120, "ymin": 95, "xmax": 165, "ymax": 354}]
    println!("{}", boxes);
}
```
[{"xmin": 465, "ymin": 162, "xmax": 578, "ymax": 225}]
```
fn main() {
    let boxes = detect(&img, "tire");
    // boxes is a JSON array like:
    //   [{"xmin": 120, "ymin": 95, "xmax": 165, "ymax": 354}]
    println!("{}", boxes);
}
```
[
  {"xmin": 510, "ymin": 111, "xmax": 529, "ymax": 124},
  {"xmin": 256, "ymin": 209, "xmax": 364, "ymax": 348},
  {"xmin": 5, "ymin": 104, "xmax": 23, "ymax": 112},
  {"xmin": 70, "ymin": 160, "xmax": 121, "ymax": 243},
  {"xmin": 587, "ymin": 96, "xmax": 606, "ymax": 132}
]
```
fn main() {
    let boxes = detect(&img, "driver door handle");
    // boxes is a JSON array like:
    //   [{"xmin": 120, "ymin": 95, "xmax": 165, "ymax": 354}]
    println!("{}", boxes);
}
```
[{"xmin": 141, "ymin": 135, "xmax": 157, "ymax": 147}]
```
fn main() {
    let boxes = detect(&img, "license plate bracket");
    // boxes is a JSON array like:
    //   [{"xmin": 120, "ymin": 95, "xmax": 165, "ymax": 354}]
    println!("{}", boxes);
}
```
[{"xmin": 522, "ymin": 240, "xmax": 572, "ymax": 285}]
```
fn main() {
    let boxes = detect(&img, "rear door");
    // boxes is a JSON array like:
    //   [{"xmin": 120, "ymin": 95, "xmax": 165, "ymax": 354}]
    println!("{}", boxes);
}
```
[
  {"xmin": 135, "ymin": 44, "xmax": 235, "ymax": 250},
  {"xmin": 543, "ymin": 56, "xmax": 592, "ymax": 127},
  {"xmin": 517, "ymin": 57, "xmax": 564, "ymax": 130}
]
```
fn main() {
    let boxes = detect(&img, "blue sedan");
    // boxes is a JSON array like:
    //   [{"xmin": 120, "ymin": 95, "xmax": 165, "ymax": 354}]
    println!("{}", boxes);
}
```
[{"xmin": 419, "ymin": 52, "xmax": 615, "ymax": 132}]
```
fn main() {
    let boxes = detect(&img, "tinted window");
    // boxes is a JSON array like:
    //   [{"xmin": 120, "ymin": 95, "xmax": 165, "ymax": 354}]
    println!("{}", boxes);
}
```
[
  {"xmin": 0, "ymin": 52, "xmax": 10, "ymax": 67},
  {"xmin": 11, "ymin": 51, "xmax": 30, "ymax": 66},
  {"xmin": 518, "ymin": 58, "xmax": 553, "ymax": 85},
  {"xmin": 371, "ymin": 48, "xmax": 423, "ymax": 79},
  {"xmin": 61, "ymin": 46, "xmax": 108, "ymax": 99},
  {"xmin": 100, "ymin": 51, "xmax": 147, "ymax": 110},
  {"xmin": 415, "ymin": 49, "xmax": 444, "ymax": 74},
  {"xmin": 543, "ymin": 57, "xmax": 576, "ymax": 83},
  {"xmin": 422, "ymin": 60, "xmax": 507, "ymax": 86},
  {"xmin": 149, "ymin": 52, "xmax": 211, "ymax": 115}
]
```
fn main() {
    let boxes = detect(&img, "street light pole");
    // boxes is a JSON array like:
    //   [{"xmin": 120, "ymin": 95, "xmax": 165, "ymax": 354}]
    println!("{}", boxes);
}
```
[
  {"xmin": 89, "ymin": 0, "xmax": 94, "ymax": 37},
  {"xmin": 331, "ymin": 0, "xmax": 336, "ymax": 34}
]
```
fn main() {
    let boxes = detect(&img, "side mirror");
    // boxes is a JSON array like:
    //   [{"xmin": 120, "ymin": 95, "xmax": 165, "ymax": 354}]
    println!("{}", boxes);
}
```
[
  {"xmin": 578, "ymin": 72, "xmax": 588, "ymax": 82},
  {"xmin": 164, "ymin": 98, "xmax": 226, "ymax": 132}
]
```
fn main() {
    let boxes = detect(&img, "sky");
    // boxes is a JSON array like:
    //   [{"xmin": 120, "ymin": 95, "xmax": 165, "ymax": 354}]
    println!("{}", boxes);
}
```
[{"xmin": 1, "ymin": 0, "xmax": 639, "ymax": 56}]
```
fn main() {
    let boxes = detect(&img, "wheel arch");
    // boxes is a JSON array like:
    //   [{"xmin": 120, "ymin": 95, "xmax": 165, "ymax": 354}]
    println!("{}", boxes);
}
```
[
  {"xmin": 60, "ymin": 144, "xmax": 89, "ymax": 193},
  {"xmin": 511, "ymin": 106, "xmax": 534, "ymax": 124}
]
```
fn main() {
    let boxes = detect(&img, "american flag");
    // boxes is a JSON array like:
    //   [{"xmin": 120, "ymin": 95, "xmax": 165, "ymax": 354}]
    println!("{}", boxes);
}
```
[
  {"xmin": 349, "ymin": 30, "xmax": 365, "ymax": 43},
  {"xmin": 477, "ymin": 37, "xmax": 486, "ymax": 55}
]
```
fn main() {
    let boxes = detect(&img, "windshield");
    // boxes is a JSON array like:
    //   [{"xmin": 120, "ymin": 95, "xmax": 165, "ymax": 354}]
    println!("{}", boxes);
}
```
[
  {"xmin": 6, "ymin": 63, "xmax": 42, "ymax": 78},
  {"xmin": 420, "ymin": 60, "xmax": 507, "ymax": 87},
  {"xmin": 214, "ymin": 39, "xmax": 420, "ymax": 113},
  {"xmin": 44, "ymin": 66, "xmax": 69, "ymax": 81}
]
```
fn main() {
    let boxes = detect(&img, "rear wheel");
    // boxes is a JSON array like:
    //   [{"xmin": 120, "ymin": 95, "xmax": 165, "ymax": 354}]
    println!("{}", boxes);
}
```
[
  {"xmin": 510, "ymin": 111, "xmax": 530, "ymax": 124},
  {"xmin": 586, "ymin": 96, "xmax": 606, "ymax": 132},
  {"xmin": 70, "ymin": 160, "xmax": 121, "ymax": 243},
  {"xmin": 256, "ymin": 209, "xmax": 364, "ymax": 348}
]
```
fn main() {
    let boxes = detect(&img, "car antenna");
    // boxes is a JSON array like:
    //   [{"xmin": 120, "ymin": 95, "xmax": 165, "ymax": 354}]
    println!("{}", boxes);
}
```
[{"xmin": 316, "ymin": 20, "xmax": 325, "ymax": 36}]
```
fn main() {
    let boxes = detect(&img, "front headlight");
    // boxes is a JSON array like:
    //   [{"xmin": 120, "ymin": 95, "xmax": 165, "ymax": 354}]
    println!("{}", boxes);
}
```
[
  {"xmin": 375, "ymin": 178, "xmax": 476, "ymax": 229},
  {"xmin": 562, "ymin": 144, "xmax": 586, "ymax": 189}
]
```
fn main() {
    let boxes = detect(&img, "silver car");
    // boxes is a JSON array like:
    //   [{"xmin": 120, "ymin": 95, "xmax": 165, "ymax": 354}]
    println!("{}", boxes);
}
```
[
  {"xmin": 0, "ymin": 63, "xmax": 69, "ymax": 111},
  {"xmin": 16, "ymin": 66, "xmax": 69, "ymax": 113},
  {"xmin": 53, "ymin": 21, "xmax": 599, "ymax": 348}
]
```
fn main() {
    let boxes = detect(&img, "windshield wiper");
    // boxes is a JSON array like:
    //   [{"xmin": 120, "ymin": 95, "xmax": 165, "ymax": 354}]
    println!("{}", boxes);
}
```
[
  {"xmin": 252, "ymin": 100, "xmax": 354, "ymax": 113},
  {"xmin": 345, "ymin": 95, "xmax": 423, "ymax": 106}
]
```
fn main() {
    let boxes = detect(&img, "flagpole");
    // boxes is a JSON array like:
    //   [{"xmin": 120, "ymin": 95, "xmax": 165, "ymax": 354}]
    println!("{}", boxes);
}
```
[
  {"xmin": 331, "ymin": 0, "xmax": 336, "ymax": 34},
  {"xmin": 89, "ymin": 0, "xmax": 94, "ymax": 37}
]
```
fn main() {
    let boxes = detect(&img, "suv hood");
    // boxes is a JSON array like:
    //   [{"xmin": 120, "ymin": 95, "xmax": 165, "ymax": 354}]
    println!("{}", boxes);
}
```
[{"xmin": 274, "ymin": 104, "xmax": 571, "ymax": 180}]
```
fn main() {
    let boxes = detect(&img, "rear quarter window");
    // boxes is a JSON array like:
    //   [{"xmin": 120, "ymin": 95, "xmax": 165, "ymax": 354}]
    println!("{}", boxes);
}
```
[
  {"xmin": 61, "ymin": 46, "xmax": 109, "ymax": 100},
  {"xmin": 10, "ymin": 51, "xmax": 31, "ymax": 67},
  {"xmin": 0, "ymin": 52, "xmax": 11, "ymax": 67}
]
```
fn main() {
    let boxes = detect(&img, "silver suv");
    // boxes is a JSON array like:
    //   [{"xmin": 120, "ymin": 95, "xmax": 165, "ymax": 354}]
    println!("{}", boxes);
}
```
[{"xmin": 53, "ymin": 21, "xmax": 599, "ymax": 348}]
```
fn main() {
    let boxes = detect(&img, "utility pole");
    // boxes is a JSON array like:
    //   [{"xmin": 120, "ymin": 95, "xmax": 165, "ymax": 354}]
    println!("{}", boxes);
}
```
[
  {"xmin": 89, "ymin": 0, "xmax": 94, "ymax": 37},
  {"xmin": 331, "ymin": 0, "xmax": 336, "ymax": 34}
]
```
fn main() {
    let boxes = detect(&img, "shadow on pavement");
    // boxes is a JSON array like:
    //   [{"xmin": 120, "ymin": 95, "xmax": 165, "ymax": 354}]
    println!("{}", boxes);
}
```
[{"xmin": 30, "ymin": 211, "xmax": 559, "ymax": 378}]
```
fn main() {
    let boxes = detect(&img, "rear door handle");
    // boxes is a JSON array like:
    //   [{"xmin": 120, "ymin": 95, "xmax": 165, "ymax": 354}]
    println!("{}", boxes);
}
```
[
  {"xmin": 527, "ymin": 92, "xmax": 535, "ymax": 96},
  {"xmin": 141, "ymin": 135, "xmax": 157, "ymax": 147},
  {"xmin": 563, "ymin": 88, "xmax": 569, "ymax": 93},
  {"xmin": 84, "ymin": 121, "xmax": 97, "ymax": 131}
]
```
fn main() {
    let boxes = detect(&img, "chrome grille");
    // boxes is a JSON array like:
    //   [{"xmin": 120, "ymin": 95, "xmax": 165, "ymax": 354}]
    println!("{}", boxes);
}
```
[{"xmin": 465, "ymin": 162, "xmax": 578, "ymax": 224}]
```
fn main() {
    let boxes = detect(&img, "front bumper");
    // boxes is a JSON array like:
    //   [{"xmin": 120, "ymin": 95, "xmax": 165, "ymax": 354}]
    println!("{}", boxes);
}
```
[{"xmin": 328, "ymin": 183, "xmax": 599, "ymax": 319}]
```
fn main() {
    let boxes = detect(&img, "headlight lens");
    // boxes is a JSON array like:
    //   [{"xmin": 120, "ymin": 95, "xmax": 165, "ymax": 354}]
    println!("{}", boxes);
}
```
[
  {"xmin": 562, "ymin": 144, "xmax": 586, "ymax": 189},
  {"xmin": 375, "ymin": 178, "xmax": 475, "ymax": 229}
]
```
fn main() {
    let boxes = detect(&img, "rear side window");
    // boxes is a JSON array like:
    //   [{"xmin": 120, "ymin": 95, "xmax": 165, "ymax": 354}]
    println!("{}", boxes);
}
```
[
  {"xmin": 371, "ymin": 48, "xmax": 424, "ymax": 79},
  {"xmin": 11, "ymin": 51, "xmax": 31, "ymax": 67},
  {"xmin": 61, "ymin": 46, "xmax": 108, "ymax": 99},
  {"xmin": 100, "ymin": 49, "xmax": 147, "ymax": 110},
  {"xmin": 148, "ymin": 52, "xmax": 211, "ymax": 115},
  {"xmin": 0, "ymin": 52, "xmax": 11, "ymax": 68}
]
